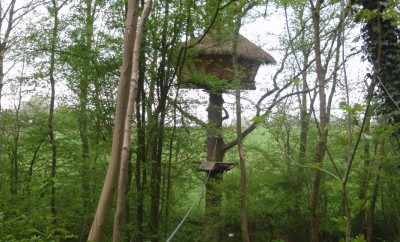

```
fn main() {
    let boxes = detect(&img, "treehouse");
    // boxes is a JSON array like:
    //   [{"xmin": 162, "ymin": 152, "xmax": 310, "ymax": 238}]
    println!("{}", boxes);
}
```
[
  {"xmin": 181, "ymin": 33, "xmax": 276, "ymax": 174},
  {"xmin": 180, "ymin": 34, "xmax": 276, "ymax": 91}
]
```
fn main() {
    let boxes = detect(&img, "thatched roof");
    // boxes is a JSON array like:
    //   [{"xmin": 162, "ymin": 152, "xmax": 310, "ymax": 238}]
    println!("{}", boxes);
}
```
[{"xmin": 192, "ymin": 34, "xmax": 276, "ymax": 64}]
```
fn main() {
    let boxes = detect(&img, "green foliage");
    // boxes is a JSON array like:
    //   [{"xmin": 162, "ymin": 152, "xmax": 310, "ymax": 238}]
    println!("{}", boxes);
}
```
[
  {"xmin": 1, "ymin": 0, "xmax": 400, "ymax": 242},
  {"xmin": 275, "ymin": 0, "xmax": 308, "ymax": 7},
  {"xmin": 355, "ymin": 9, "xmax": 379, "ymax": 22}
]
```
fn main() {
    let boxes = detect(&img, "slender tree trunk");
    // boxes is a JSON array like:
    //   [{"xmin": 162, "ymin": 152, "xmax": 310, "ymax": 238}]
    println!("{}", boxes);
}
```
[
  {"xmin": 162, "ymin": 92, "xmax": 180, "ymax": 240},
  {"xmin": 88, "ymin": 0, "xmax": 139, "ymax": 240},
  {"xmin": 10, "ymin": 78, "xmax": 23, "ymax": 198},
  {"xmin": 310, "ymin": 2, "xmax": 328, "ymax": 242},
  {"xmin": 113, "ymin": 1, "xmax": 152, "ymax": 241},
  {"xmin": 365, "ymin": 138, "xmax": 384, "ymax": 242},
  {"xmin": 27, "ymin": 139, "xmax": 44, "ymax": 196},
  {"xmin": 232, "ymin": 17, "xmax": 250, "ymax": 242},
  {"xmin": 0, "ymin": 52, "xmax": 4, "ymax": 113},
  {"xmin": 236, "ymin": 91, "xmax": 251, "ymax": 242},
  {"xmin": 49, "ymin": 0, "xmax": 59, "ymax": 225},
  {"xmin": 133, "ymin": 53, "xmax": 146, "ymax": 242},
  {"xmin": 0, "ymin": 52, "xmax": 3, "ymax": 189},
  {"xmin": 112, "ymin": 82, "xmax": 135, "ymax": 242},
  {"xmin": 149, "ymin": 3, "xmax": 171, "ymax": 239},
  {"xmin": 149, "ymin": 122, "xmax": 162, "ymax": 242},
  {"xmin": 359, "ymin": 115, "xmax": 371, "ymax": 237},
  {"xmin": 149, "ymin": 100, "xmax": 169, "ymax": 242},
  {"xmin": 0, "ymin": 0, "xmax": 17, "ymax": 195},
  {"xmin": 78, "ymin": 2, "xmax": 95, "ymax": 240},
  {"xmin": 0, "ymin": 0, "xmax": 17, "ymax": 113},
  {"xmin": 298, "ymin": 57, "xmax": 309, "ymax": 170},
  {"xmin": 145, "ymin": 49, "xmax": 156, "ymax": 242},
  {"xmin": 296, "ymin": 7, "xmax": 311, "ymax": 208},
  {"xmin": 163, "ymin": 136, "xmax": 174, "ymax": 239},
  {"xmin": 294, "ymin": 41, "xmax": 310, "ymax": 242},
  {"xmin": 79, "ymin": 0, "xmax": 94, "ymax": 215},
  {"xmin": 343, "ymin": 31, "xmax": 353, "ymax": 242},
  {"xmin": 112, "ymin": 89, "xmax": 134, "ymax": 242},
  {"xmin": 332, "ymin": 4, "xmax": 354, "ymax": 240}
]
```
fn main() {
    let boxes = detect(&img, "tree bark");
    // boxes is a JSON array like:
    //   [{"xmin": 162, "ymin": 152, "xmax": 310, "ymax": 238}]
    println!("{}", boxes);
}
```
[
  {"xmin": 112, "ymin": 85, "xmax": 135, "ymax": 242},
  {"xmin": 78, "ymin": 2, "xmax": 96, "ymax": 240},
  {"xmin": 79, "ymin": 0, "xmax": 95, "ymax": 215},
  {"xmin": 49, "ymin": 0, "xmax": 60, "ymax": 225},
  {"xmin": 133, "ymin": 51, "xmax": 146, "ymax": 242},
  {"xmin": 364, "ymin": 144, "xmax": 382, "ymax": 242},
  {"xmin": 358, "ymin": 115, "xmax": 371, "ymax": 238},
  {"xmin": 0, "ymin": 52, "xmax": 4, "ymax": 113},
  {"xmin": 10, "ymin": 76, "xmax": 23, "ymax": 198},
  {"xmin": 113, "ymin": 1, "xmax": 152, "ymax": 241},
  {"xmin": 204, "ymin": 92, "xmax": 225, "ymax": 242},
  {"xmin": 87, "ymin": 0, "xmax": 139, "ymax": 240},
  {"xmin": 0, "ymin": 0, "xmax": 17, "ymax": 113},
  {"xmin": 236, "ymin": 90, "xmax": 251, "ymax": 242},
  {"xmin": 149, "ymin": 120, "xmax": 163, "ymax": 242},
  {"xmin": 149, "ymin": 2, "xmax": 171, "ymax": 240},
  {"xmin": 310, "ymin": 1, "xmax": 328, "ymax": 242},
  {"xmin": 232, "ymin": 16, "xmax": 250, "ymax": 242}
]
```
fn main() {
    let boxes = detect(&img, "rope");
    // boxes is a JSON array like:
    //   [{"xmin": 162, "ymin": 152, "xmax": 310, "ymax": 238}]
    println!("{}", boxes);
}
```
[{"xmin": 165, "ymin": 170, "xmax": 212, "ymax": 242}]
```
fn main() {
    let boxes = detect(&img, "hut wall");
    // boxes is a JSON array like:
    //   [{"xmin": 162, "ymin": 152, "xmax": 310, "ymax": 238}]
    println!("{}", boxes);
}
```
[{"xmin": 180, "ymin": 54, "xmax": 261, "ymax": 90}]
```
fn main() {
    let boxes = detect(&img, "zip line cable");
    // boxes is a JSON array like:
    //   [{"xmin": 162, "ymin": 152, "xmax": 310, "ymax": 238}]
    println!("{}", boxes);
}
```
[{"xmin": 165, "ymin": 170, "xmax": 212, "ymax": 242}]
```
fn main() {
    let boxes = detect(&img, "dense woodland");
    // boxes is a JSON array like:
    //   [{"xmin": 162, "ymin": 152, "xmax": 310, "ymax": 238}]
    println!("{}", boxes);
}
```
[{"xmin": 1, "ymin": 0, "xmax": 400, "ymax": 242}]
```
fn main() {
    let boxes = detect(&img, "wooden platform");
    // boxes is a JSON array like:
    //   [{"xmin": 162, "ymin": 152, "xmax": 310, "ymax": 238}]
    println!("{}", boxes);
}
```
[{"xmin": 198, "ymin": 161, "xmax": 235, "ymax": 173}]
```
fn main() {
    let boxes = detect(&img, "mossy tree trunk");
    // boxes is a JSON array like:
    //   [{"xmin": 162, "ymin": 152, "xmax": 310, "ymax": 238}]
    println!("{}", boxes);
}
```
[{"xmin": 204, "ymin": 92, "xmax": 225, "ymax": 242}]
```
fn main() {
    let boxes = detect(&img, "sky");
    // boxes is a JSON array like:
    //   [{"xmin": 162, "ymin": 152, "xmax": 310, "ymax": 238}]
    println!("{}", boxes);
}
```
[
  {"xmin": 1, "ymin": 2, "xmax": 369, "ymax": 127},
  {"xmin": 181, "ymin": 4, "xmax": 368, "ymax": 127}
]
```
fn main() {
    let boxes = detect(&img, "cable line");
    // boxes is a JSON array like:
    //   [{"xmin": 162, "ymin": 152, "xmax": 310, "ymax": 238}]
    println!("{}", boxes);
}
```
[{"xmin": 165, "ymin": 170, "xmax": 212, "ymax": 242}]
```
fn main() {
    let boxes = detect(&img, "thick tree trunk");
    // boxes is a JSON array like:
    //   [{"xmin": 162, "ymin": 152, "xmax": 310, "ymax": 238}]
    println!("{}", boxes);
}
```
[
  {"xmin": 87, "ymin": 0, "xmax": 139, "ymax": 240},
  {"xmin": 204, "ymin": 92, "xmax": 225, "ymax": 242}
]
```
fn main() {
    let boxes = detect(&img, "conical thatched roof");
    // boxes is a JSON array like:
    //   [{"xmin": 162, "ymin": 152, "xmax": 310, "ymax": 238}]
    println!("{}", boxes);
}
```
[{"xmin": 192, "ymin": 34, "xmax": 276, "ymax": 64}]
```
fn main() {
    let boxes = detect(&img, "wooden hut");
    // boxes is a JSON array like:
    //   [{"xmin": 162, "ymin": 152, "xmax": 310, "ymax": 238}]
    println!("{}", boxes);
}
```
[{"xmin": 180, "ymin": 34, "xmax": 276, "ymax": 91}]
